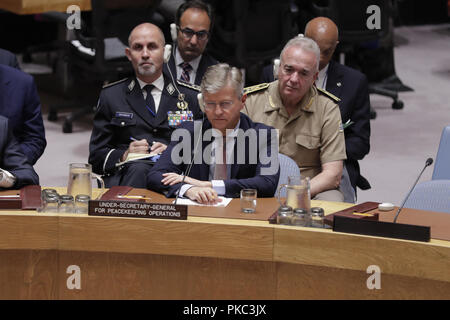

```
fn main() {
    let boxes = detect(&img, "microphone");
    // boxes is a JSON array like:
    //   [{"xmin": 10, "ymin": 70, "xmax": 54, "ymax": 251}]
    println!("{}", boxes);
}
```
[
  {"xmin": 393, "ymin": 157, "xmax": 433, "ymax": 223},
  {"xmin": 174, "ymin": 105, "xmax": 205, "ymax": 205}
]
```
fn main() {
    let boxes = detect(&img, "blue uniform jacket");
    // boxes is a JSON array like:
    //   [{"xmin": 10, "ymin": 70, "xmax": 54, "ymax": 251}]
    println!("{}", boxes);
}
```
[{"xmin": 88, "ymin": 72, "xmax": 203, "ymax": 177}]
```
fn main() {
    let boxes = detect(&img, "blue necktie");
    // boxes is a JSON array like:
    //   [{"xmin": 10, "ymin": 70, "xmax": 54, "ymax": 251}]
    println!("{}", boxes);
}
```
[{"xmin": 144, "ymin": 84, "xmax": 156, "ymax": 117}]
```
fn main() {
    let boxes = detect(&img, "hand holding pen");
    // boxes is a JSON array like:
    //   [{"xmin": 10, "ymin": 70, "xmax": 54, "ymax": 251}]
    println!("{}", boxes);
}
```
[
  {"xmin": 120, "ymin": 137, "xmax": 150, "ymax": 162},
  {"xmin": 124, "ymin": 137, "xmax": 167, "ymax": 159}
]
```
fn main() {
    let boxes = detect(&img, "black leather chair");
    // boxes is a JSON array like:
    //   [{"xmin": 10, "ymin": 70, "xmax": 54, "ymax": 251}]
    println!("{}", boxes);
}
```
[
  {"xmin": 311, "ymin": 0, "xmax": 406, "ymax": 118},
  {"xmin": 49, "ymin": 0, "xmax": 161, "ymax": 133},
  {"xmin": 208, "ymin": 0, "xmax": 297, "ymax": 85}
]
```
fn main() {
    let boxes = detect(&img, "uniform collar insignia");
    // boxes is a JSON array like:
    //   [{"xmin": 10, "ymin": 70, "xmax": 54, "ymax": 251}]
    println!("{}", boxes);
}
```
[
  {"xmin": 166, "ymin": 83, "xmax": 175, "ymax": 95},
  {"xmin": 128, "ymin": 79, "xmax": 135, "ymax": 91}
]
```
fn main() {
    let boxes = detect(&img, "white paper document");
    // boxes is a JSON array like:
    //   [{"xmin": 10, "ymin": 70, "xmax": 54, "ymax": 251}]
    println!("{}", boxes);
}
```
[{"xmin": 173, "ymin": 196, "xmax": 233, "ymax": 207}]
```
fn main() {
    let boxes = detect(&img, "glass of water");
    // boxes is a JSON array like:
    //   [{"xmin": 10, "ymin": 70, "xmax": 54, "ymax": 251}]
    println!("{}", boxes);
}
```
[
  {"xmin": 42, "ymin": 193, "xmax": 60, "ymax": 213},
  {"xmin": 75, "ymin": 194, "xmax": 90, "ymax": 214},
  {"xmin": 240, "ymin": 189, "xmax": 257, "ymax": 213},
  {"xmin": 59, "ymin": 194, "xmax": 75, "ymax": 213}
]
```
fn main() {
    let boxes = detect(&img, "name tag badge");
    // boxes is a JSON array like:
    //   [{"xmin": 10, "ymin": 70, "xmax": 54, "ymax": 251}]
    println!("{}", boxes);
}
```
[
  {"xmin": 167, "ymin": 111, "xmax": 194, "ymax": 127},
  {"xmin": 115, "ymin": 112, "xmax": 134, "ymax": 119}
]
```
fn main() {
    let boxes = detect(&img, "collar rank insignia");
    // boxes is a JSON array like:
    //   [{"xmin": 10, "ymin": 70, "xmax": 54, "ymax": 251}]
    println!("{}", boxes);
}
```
[
  {"xmin": 128, "ymin": 80, "xmax": 135, "ymax": 91},
  {"xmin": 166, "ymin": 83, "xmax": 175, "ymax": 95}
]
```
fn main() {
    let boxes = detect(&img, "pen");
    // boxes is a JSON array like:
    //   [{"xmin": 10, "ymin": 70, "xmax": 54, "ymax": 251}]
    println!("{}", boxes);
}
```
[
  {"xmin": 117, "ymin": 195, "xmax": 152, "ymax": 200},
  {"xmin": 130, "ymin": 137, "xmax": 155, "ymax": 145}
]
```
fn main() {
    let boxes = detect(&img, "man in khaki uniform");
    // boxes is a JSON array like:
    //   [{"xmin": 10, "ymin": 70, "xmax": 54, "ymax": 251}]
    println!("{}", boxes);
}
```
[{"xmin": 244, "ymin": 36, "xmax": 346, "ymax": 201}]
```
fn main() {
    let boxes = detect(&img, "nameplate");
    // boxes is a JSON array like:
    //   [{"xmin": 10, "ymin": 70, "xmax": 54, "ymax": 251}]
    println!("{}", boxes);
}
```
[{"xmin": 88, "ymin": 200, "xmax": 188, "ymax": 220}]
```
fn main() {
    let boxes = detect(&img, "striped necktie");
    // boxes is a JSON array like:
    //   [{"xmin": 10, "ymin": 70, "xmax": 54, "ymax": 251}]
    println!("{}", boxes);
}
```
[{"xmin": 179, "ymin": 62, "xmax": 193, "ymax": 83}]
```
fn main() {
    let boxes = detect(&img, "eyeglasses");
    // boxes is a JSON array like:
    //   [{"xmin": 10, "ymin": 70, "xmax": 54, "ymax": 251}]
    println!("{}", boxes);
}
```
[
  {"xmin": 178, "ymin": 27, "xmax": 209, "ymax": 41},
  {"xmin": 204, "ymin": 101, "xmax": 234, "ymax": 111}
]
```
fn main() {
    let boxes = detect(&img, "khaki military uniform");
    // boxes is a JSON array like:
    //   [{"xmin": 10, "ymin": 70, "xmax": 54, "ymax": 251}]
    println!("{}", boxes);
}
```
[{"xmin": 243, "ymin": 81, "xmax": 346, "ymax": 180}]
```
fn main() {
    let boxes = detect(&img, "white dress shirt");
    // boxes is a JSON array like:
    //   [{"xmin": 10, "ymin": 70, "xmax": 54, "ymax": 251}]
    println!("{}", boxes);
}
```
[
  {"xmin": 136, "ymin": 74, "xmax": 164, "ymax": 113},
  {"xmin": 315, "ymin": 63, "xmax": 329, "ymax": 90},
  {"xmin": 179, "ymin": 121, "xmax": 241, "ymax": 198}
]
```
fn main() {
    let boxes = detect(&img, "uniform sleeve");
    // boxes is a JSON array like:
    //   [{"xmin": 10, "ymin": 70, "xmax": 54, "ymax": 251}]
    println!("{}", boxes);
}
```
[
  {"xmin": 88, "ymin": 91, "xmax": 127, "ymax": 175},
  {"xmin": 319, "ymin": 102, "xmax": 347, "ymax": 164}
]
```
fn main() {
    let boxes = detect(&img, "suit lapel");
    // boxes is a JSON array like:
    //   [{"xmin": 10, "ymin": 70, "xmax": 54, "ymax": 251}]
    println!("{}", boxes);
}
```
[
  {"xmin": 195, "ymin": 54, "xmax": 208, "ymax": 85},
  {"xmin": 0, "ymin": 69, "xmax": 12, "ymax": 115},
  {"xmin": 326, "ymin": 61, "xmax": 343, "ymax": 98},
  {"xmin": 125, "ymin": 77, "xmax": 155, "ymax": 128}
]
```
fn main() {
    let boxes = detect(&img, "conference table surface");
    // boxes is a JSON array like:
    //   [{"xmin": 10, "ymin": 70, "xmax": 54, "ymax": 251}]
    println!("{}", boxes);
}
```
[
  {"xmin": 0, "ymin": 187, "xmax": 449, "ymax": 300},
  {"xmin": 1, "ymin": 0, "xmax": 91, "ymax": 15}
]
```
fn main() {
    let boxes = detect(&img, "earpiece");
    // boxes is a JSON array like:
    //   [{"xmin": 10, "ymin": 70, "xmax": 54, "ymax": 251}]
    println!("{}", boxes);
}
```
[
  {"xmin": 170, "ymin": 23, "xmax": 177, "ymax": 42},
  {"xmin": 273, "ymin": 58, "xmax": 280, "ymax": 79},
  {"xmin": 197, "ymin": 93, "xmax": 204, "ymax": 112},
  {"xmin": 164, "ymin": 44, "xmax": 172, "ymax": 63}
]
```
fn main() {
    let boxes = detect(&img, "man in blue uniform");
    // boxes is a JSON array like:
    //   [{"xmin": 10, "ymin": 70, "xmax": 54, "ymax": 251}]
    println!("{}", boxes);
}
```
[
  {"xmin": 0, "ymin": 64, "xmax": 46, "ymax": 165},
  {"xmin": 89, "ymin": 23, "xmax": 202, "ymax": 188}
]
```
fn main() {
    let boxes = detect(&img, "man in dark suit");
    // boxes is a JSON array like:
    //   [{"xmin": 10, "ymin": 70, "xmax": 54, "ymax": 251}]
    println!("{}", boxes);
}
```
[
  {"xmin": 0, "ymin": 64, "xmax": 46, "ymax": 165},
  {"xmin": 148, "ymin": 63, "xmax": 279, "ymax": 203},
  {"xmin": 305, "ymin": 17, "xmax": 371, "ymax": 194},
  {"xmin": 89, "ymin": 23, "xmax": 203, "ymax": 188},
  {"xmin": 0, "ymin": 48, "xmax": 20, "ymax": 69},
  {"xmin": 260, "ymin": 17, "xmax": 371, "ymax": 195},
  {"xmin": 0, "ymin": 115, "xmax": 39, "ymax": 189},
  {"xmin": 164, "ymin": 0, "xmax": 218, "ymax": 86}
]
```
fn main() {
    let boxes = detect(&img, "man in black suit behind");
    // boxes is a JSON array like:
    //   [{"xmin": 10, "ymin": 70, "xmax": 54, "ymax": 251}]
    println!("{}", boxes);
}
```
[
  {"xmin": 164, "ymin": 0, "xmax": 218, "ymax": 86},
  {"xmin": 305, "ymin": 17, "xmax": 371, "ymax": 194}
]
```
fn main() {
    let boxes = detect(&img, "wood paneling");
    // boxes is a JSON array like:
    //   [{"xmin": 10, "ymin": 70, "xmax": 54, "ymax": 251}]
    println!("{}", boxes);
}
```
[
  {"xmin": 276, "ymin": 262, "xmax": 450, "ymax": 300},
  {"xmin": 0, "ymin": 250, "xmax": 58, "ymax": 299},
  {"xmin": 274, "ymin": 227, "xmax": 450, "ymax": 282},
  {"xmin": 58, "ymin": 251, "xmax": 276, "ymax": 299},
  {"xmin": 0, "ymin": 214, "xmax": 58, "ymax": 250},
  {"xmin": 58, "ymin": 215, "xmax": 274, "ymax": 261}
]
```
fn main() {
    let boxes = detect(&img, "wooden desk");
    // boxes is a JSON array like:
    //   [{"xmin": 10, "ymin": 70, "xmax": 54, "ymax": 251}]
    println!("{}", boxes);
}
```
[
  {"xmin": 0, "ymin": 189, "xmax": 449, "ymax": 299},
  {"xmin": 0, "ymin": 0, "xmax": 91, "ymax": 15}
]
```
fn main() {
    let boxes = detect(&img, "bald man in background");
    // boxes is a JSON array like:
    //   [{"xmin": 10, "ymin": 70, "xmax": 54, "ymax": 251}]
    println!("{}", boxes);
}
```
[
  {"xmin": 304, "ymin": 17, "xmax": 371, "ymax": 195},
  {"xmin": 261, "ymin": 17, "xmax": 371, "ymax": 196}
]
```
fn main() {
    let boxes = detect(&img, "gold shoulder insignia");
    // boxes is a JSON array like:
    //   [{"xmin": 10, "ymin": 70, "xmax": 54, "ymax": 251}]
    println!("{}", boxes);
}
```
[
  {"xmin": 177, "ymin": 80, "xmax": 201, "ymax": 92},
  {"xmin": 317, "ymin": 87, "xmax": 341, "ymax": 103},
  {"xmin": 102, "ymin": 78, "xmax": 128, "ymax": 89},
  {"xmin": 244, "ymin": 83, "xmax": 270, "ymax": 95}
]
